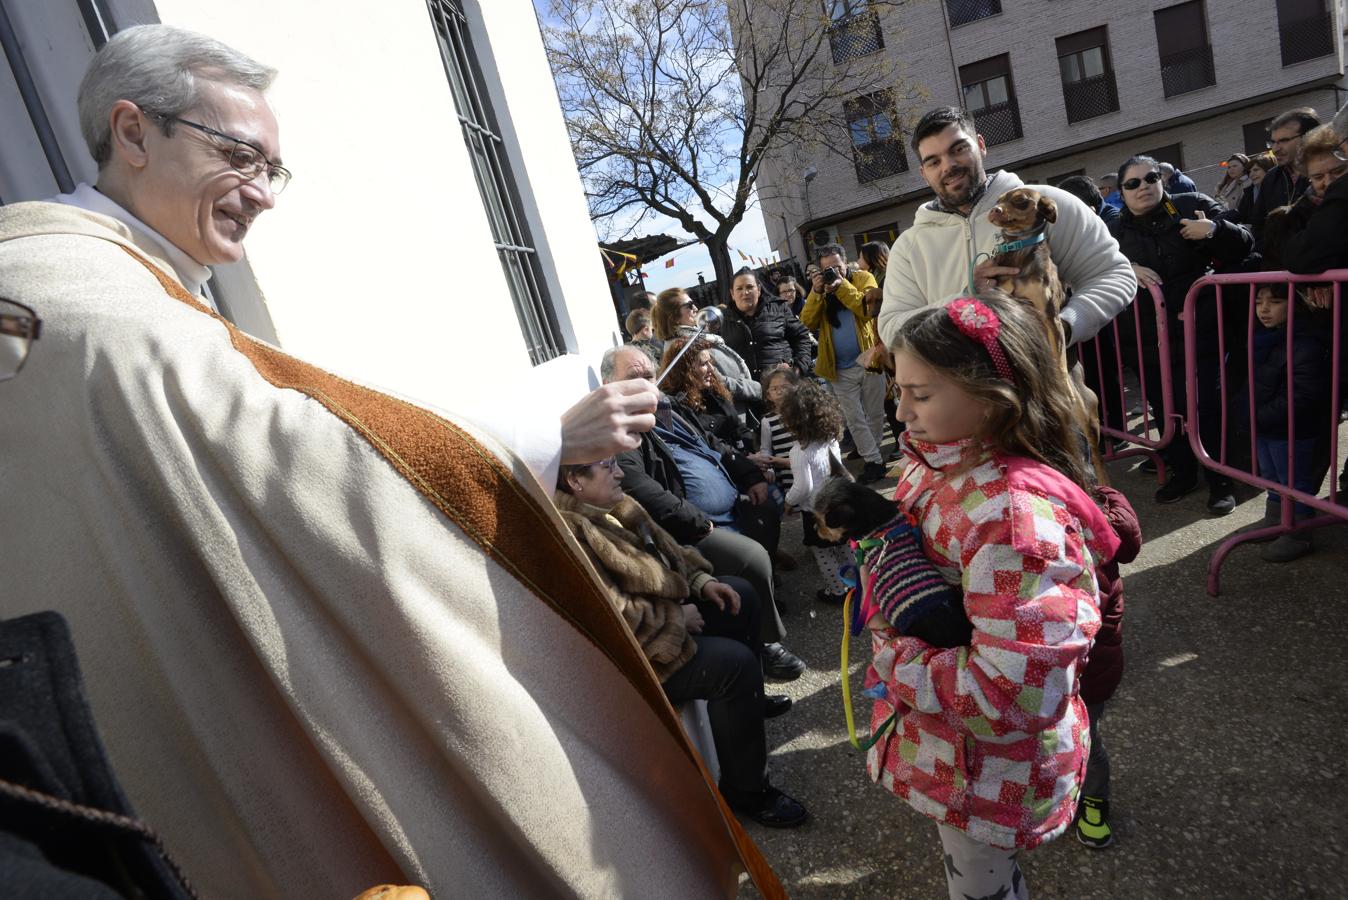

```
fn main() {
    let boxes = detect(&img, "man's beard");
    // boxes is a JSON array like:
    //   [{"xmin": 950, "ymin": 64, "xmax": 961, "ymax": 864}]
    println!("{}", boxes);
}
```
[{"xmin": 935, "ymin": 158, "xmax": 987, "ymax": 208}]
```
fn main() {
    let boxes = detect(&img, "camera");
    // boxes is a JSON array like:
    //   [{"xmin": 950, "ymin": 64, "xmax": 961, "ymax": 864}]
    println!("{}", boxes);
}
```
[{"xmin": 820, "ymin": 266, "xmax": 841, "ymax": 286}]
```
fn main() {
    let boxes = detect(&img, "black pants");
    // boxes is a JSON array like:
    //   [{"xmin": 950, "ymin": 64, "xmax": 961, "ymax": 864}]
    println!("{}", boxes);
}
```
[
  {"xmin": 1079, "ymin": 326, "xmax": 1127, "ymax": 435},
  {"xmin": 730, "ymin": 496, "xmax": 781, "ymax": 558},
  {"xmin": 661, "ymin": 575, "xmax": 767, "ymax": 794}
]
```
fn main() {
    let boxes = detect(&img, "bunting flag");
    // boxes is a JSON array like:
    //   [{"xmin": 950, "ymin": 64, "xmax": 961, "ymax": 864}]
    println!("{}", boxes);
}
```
[
  {"xmin": 737, "ymin": 249, "xmax": 748, "ymax": 260},
  {"xmin": 665, "ymin": 258, "xmax": 676, "ymax": 268}
]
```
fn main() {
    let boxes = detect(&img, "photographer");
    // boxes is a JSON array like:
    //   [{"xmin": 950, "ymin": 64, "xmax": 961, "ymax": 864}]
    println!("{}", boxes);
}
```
[{"xmin": 800, "ymin": 244, "xmax": 889, "ymax": 483}]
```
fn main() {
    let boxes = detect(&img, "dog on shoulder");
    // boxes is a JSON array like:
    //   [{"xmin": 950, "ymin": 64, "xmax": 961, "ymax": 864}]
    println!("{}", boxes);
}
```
[{"xmin": 988, "ymin": 187, "xmax": 1107, "ymax": 483}]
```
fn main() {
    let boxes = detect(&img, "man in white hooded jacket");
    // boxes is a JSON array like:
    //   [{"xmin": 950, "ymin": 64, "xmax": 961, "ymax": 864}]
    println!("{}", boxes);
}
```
[{"xmin": 879, "ymin": 107, "xmax": 1136, "ymax": 349}]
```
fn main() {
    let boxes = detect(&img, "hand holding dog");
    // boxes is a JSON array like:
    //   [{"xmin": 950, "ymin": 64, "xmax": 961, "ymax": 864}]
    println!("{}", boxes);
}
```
[{"xmin": 972, "ymin": 259, "xmax": 1020, "ymax": 293}]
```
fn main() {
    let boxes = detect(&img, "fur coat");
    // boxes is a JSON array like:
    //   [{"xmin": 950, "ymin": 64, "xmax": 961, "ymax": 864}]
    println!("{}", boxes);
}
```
[{"xmin": 555, "ymin": 492, "xmax": 716, "ymax": 681}]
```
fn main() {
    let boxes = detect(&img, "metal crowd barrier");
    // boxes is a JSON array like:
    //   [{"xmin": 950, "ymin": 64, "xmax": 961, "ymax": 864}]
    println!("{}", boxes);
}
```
[
  {"xmin": 1075, "ymin": 284, "xmax": 1177, "ymax": 481},
  {"xmin": 1181, "ymin": 270, "xmax": 1347, "ymax": 596}
]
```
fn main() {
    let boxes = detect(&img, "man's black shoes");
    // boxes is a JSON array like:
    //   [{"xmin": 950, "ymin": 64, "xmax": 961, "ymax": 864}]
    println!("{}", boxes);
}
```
[
  {"xmin": 859, "ymin": 461, "xmax": 888, "ymax": 484},
  {"xmin": 761, "ymin": 642, "xmax": 806, "ymax": 681},
  {"xmin": 722, "ymin": 784, "xmax": 809, "ymax": 828},
  {"xmin": 764, "ymin": 694, "xmax": 792, "ymax": 719}
]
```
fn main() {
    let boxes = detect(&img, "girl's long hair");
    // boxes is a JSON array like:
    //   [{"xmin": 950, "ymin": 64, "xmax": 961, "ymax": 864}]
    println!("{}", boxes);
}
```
[
  {"xmin": 893, "ymin": 292, "xmax": 1093, "ymax": 490},
  {"xmin": 1216, "ymin": 153, "xmax": 1250, "ymax": 193},
  {"xmin": 859, "ymin": 240, "xmax": 889, "ymax": 276},
  {"xmin": 776, "ymin": 376, "xmax": 844, "ymax": 447},
  {"xmin": 660, "ymin": 336, "xmax": 729, "ymax": 411}
]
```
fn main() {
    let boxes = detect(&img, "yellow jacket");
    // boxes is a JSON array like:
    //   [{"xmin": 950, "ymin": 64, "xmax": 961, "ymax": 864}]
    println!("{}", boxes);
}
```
[{"xmin": 801, "ymin": 268, "xmax": 880, "ymax": 381}]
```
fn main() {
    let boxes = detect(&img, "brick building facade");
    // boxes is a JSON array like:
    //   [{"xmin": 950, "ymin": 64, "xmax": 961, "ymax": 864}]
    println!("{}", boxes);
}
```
[{"xmin": 749, "ymin": 1, "xmax": 1346, "ymax": 262}]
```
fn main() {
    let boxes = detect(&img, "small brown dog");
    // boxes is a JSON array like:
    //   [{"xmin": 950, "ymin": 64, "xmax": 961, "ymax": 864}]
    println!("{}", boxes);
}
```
[{"xmin": 987, "ymin": 187, "xmax": 1107, "ymax": 482}]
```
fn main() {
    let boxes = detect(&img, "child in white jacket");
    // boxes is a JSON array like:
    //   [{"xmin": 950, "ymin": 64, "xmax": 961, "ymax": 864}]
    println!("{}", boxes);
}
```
[{"xmin": 778, "ymin": 378, "xmax": 854, "ymax": 603}]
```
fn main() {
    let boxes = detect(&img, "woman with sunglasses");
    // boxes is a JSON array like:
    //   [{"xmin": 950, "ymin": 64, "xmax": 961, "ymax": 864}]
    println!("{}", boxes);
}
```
[
  {"xmin": 652, "ymin": 287, "xmax": 761, "ymax": 420},
  {"xmin": 554, "ymin": 455, "xmax": 809, "ymax": 828},
  {"xmin": 1110, "ymin": 155, "xmax": 1255, "ymax": 512}
]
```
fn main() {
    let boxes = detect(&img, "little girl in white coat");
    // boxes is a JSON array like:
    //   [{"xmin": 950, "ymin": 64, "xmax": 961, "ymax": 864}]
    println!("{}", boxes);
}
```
[{"xmin": 778, "ymin": 378, "xmax": 855, "ymax": 602}]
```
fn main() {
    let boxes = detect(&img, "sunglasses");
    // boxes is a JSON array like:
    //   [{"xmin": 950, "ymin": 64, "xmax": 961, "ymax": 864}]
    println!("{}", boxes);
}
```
[
  {"xmin": 1121, "ymin": 171, "xmax": 1163, "ymax": 191},
  {"xmin": 679, "ymin": 301, "xmax": 697, "ymax": 310}
]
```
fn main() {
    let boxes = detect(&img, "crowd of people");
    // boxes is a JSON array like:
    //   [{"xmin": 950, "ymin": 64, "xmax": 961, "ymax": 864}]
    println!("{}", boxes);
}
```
[{"xmin": 2, "ymin": 20, "xmax": 1345, "ymax": 900}]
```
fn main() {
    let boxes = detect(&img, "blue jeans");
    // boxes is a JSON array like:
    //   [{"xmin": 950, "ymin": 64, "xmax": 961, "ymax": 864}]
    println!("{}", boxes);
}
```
[{"xmin": 1256, "ymin": 436, "xmax": 1319, "ymax": 520}]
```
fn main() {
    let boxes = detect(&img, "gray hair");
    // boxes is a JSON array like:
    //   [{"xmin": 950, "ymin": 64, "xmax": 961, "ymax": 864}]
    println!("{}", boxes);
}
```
[
  {"xmin": 78, "ymin": 24, "xmax": 276, "ymax": 167},
  {"xmin": 600, "ymin": 346, "xmax": 624, "ymax": 383}
]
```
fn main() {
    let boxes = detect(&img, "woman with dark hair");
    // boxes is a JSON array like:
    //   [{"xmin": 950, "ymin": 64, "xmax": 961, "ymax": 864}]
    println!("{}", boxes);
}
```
[
  {"xmin": 1236, "ymin": 153, "xmax": 1277, "ymax": 224},
  {"xmin": 721, "ymin": 267, "xmax": 816, "ymax": 380},
  {"xmin": 857, "ymin": 240, "xmax": 890, "ymax": 288},
  {"xmin": 660, "ymin": 336, "xmax": 757, "ymax": 454},
  {"xmin": 653, "ymin": 287, "xmax": 761, "ymax": 417},
  {"xmin": 1110, "ymin": 154, "xmax": 1255, "ymax": 512},
  {"xmin": 1215, "ymin": 153, "xmax": 1250, "ymax": 210},
  {"xmin": 554, "ymin": 457, "xmax": 808, "ymax": 828}
]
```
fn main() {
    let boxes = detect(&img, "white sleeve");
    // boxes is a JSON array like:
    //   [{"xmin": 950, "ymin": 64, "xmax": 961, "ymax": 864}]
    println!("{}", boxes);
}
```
[
  {"xmin": 879, "ymin": 235, "xmax": 929, "ymax": 348},
  {"xmin": 785, "ymin": 444, "xmax": 812, "ymax": 509},
  {"xmin": 1039, "ymin": 185, "xmax": 1138, "ymax": 344}
]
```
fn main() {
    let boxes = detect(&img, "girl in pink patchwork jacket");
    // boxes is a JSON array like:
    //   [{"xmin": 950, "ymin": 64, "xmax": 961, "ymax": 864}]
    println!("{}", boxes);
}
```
[{"xmin": 864, "ymin": 294, "xmax": 1120, "ymax": 900}]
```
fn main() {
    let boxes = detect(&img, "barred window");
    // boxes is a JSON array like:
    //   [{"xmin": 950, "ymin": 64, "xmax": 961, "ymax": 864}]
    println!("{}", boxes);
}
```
[
  {"xmin": 1057, "ymin": 27, "xmax": 1119, "ymax": 123},
  {"xmin": 426, "ymin": 0, "xmax": 564, "ymax": 365},
  {"xmin": 1275, "ymin": 0, "xmax": 1335, "ymax": 66},
  {"xmin": 960, "ymin": 55, "xmax": 1022, "ymax": 146},
  {"xmin": 825, "ymin": 1, "xmax": 884, "ymax": 63},
  {"xmin": 947, "ymin": 0, "xmax": 1001, "ymax": 29},
  {"xmin": 1154, "ymin": 1, "xmax": 1215, "ymax": 97},
  {"xmin": 845, "ymin": 92, "xmax": 908, "ymax": 182}
]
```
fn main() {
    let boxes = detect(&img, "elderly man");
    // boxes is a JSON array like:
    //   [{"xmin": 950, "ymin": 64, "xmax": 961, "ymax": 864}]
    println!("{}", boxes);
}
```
[
  {"xmin": 880, "ymin": 106, "xmax": 1135, "ymax": 349},
  {"xmin": 603, "ymin": 346, "xmax": 805, "ymax": 681},
  {"xmin": 0, "ymin": 25, "xmax": 780, "ymax": 899}
]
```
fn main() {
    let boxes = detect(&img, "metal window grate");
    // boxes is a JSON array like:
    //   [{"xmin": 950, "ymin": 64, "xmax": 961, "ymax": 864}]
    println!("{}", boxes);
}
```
[
  {"xmin": 1159, "ymin": 44, "xmax": 1215, "ymax": 97},
  {"xmin": 946, "ymin": 0, "xmax": 1001, "ymax": 29},
  {"xmin": 827, "ymin": 11, "xmax": 884, "ymax": 63},
  {"xmin": 1278, "ymin": 13, "xmax": 1335, "ymax": 66},
  {"xmin": 972, "ymin": 100, "xmax": 1022, "ymax": 146},
  {"xmin": 1062, "ymin": 73, "xmax": 1119, "ymax": 123},
  {"xmin": 852, "ymin": 141, "xmax": 908, "ymax": 182},
  {"xmin": 426, "ymin": 0, "xmax": 563, "ymax": 365}
]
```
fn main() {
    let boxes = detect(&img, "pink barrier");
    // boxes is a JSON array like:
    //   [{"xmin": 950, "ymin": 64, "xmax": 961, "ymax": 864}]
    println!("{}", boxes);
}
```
[
  {"xmin": 1074, "ymin": 284, "xmax": 1176, "ymax": 483},
  {"xmin": 1181, "ymin": 270, "xmax": 1348, "ymax": 596}
]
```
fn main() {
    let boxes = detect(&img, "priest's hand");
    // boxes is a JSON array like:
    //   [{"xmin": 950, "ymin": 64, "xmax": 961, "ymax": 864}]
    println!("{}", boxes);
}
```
[{"xmin": 560, "ymin": 380, "xmax": 658, "ymax": 463}]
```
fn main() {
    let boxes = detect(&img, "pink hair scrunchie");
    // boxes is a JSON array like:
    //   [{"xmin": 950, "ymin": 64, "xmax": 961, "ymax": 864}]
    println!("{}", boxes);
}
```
[{"xmin": 947, "ymin": 297, "xmax": 1015, "ymax": 382}]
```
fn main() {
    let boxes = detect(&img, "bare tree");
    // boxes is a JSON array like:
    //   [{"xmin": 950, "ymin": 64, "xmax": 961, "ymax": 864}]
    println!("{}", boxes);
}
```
[{"xmin": 543, "ymin": 0, "xmax": 919, "ymax": 297}]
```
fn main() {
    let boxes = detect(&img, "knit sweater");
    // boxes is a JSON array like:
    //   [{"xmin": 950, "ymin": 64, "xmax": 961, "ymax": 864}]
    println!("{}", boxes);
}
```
[
  {"xmin": 879, "ymin": 170, "xmax": 1137, "ymax": 347},
  {"xmin": 865, "ymin": 435, "xmax": 1117, "ymax": 850}
]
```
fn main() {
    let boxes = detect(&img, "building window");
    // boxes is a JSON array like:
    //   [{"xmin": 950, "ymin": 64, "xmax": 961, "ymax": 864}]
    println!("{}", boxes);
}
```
[
  {"xmin": 947, "ymin": 0, "xmax": 1001, "ymax": 29},
  {"xmin": 1243, "ymin": 119, "xmax": 1271, "ymax": 155},
  {"xmin": 853, "ymin": 222, "xmax": 899, "ymax": 257},
  {"xmin": 426, "ymin": 0, "xmax": 563, "ymax": 365},
  {"xmin": 1142, "ymin": 143, "xmax": 1185, "ymax": 170},
  {"xmin": 826, "ymin": 1, "xmax": 884, "ymax": 63},
  {"xmin": 1057, "ymin": 27, "xmax": 1119, "ymax": 123},
  {"xmin": 845, "ymin": 92, "xmax": 907, "ymax": 182},
  {"xmin": 1154, "ymin": 1, "xmax": 1215, "ymax": 98},
  {"xmin": 1276, "ymin": 0, "xmax": 1335, "ymax": 66},
  {"xmin": 960, "ymin": 55, "xmax": 1021, "ymax": 146}
]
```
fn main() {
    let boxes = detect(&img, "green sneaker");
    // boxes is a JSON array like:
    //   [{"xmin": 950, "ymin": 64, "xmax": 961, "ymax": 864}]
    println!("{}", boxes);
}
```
[{"xmin": 1075, "ymin": 796, "xmax": 1113, "ymax": 849}]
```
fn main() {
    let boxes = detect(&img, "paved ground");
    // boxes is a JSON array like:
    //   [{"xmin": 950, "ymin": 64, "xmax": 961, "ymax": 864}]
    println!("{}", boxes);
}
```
[{"xmin": 737, "ymin": 432, "xmax": 1348, "ymax": 899}]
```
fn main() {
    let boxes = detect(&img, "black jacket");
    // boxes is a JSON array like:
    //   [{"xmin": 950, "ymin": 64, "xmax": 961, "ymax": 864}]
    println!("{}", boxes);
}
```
[
  {"xmin": 720, "ymin": 299, "xmax": 814, "ymax": 379},
  {"xmin": 1249, "ymin": 165, "xmax": 1310, "ymax": 247},
  {"xmin": 1249, "ymin": 323, "xmax": 1331, "ymax": 438},
  {"xmin": 674, "ymin": 390, "xmax": 755, "ymax": 454},
  {"xmin": 1110, "ymin": 192, "xmax": 1255, "ymax": 322},
  {"xmin": 615, "ymin": 408, "xmax": 766, "ymax": 544},
  {"xmin": 1282, "ymin": 175, "xmax": 1348, "ymax": 274}
]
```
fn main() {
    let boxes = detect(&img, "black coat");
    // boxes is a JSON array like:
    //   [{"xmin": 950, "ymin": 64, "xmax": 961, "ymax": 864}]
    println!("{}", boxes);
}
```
[
  {"xmin": 1282, "ymin": 175, "xmax": 1348, "ymax": 274},
  {"xmin": 1248, "ymin": 165, "xmax": 1310, "ymax": 247},
  {"xmin": 1110, "ymin": 192, "xmax": 1255, "ymax": 331},
  {"xmin": 720, "ymin": 299, "xmax": 814, "ymax": 379},
  {"xmin": 675, "ymin": 390, "xmax": 755, "ymax": 454},
  {"xmin": 1249, "ymin": 323, "xmax": 1332, "ymax": 439},
  {"xmin": 615, "ymin": 408, "xmax": 766, "ymax": 545}
]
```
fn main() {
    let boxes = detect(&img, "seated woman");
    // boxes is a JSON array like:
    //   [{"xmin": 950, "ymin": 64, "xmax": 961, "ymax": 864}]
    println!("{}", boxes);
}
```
[
  {"xmin": 652, "ymin": 287, "xmax": 761, "ymax": 420},
  {"xmin": 660, "ymin": 336, "xmax": 758, "ymax": 454},
  {"xmin": 555, "ymin": 457, "xmax": 808, "ymax": 828}
]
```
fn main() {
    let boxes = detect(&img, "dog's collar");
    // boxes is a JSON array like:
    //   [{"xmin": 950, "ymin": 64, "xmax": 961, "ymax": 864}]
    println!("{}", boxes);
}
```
[{"xmin": 993, "ymin": 226, "xmax": 1048, "ymax": 254}]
